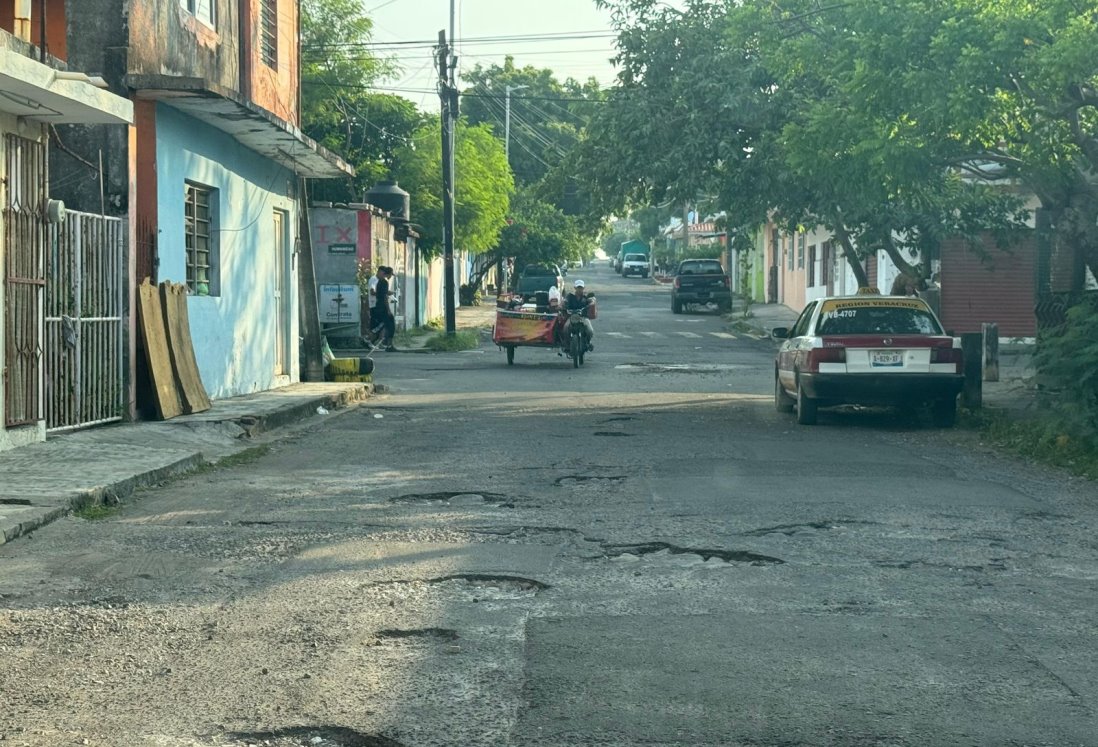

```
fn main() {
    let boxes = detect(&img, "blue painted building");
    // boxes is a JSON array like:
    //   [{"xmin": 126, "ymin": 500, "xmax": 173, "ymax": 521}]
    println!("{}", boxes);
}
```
[{"xmin": 56, "ymin": 0, "xmax": 352, "ymax": 413}]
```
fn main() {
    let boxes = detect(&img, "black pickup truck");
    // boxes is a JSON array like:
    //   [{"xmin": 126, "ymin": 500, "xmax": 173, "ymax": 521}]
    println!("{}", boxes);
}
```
[
  {"xmin": 671, "ymin": 258, "xmax": 732, "ymax": 313},
  {"xmin": 515, "ymin": 264, "xmax": 564, "ymax": 297}
]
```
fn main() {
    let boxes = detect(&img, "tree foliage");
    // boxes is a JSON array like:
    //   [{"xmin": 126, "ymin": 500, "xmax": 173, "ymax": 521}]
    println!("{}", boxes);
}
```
[
  {"xmin": 301, "ymin": 0, "xmax": 425, "ymax": 201},
  {"xmin": 461, "ymin": 58, "xmax": 604, "ymax": 229},
  {"xmin": 391, "ymin": 118, "xmax": 514, "ymax": 258},
  {"xmin": 583, "ymin": 0, "xmax": 1035, "ymax": 285}
]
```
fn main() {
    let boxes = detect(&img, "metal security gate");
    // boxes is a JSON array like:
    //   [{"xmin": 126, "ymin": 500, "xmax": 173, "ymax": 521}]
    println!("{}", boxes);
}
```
[
  {"xmin": 3, "ymin": 134, "xmax": 46, "ymax": 428},
  {"xmin": 45, "ymin": 211, "xmax": 126, "ymax": 431}
]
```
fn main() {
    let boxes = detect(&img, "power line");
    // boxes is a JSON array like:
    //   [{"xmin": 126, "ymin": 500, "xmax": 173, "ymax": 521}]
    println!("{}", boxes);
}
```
[
  {"xmin": 302, "ymin": 79, "xmax": 608, "ymax": 103},
  {"xmin": 304, "ymin": 31, "xmax": 617, "ymax": 50}
]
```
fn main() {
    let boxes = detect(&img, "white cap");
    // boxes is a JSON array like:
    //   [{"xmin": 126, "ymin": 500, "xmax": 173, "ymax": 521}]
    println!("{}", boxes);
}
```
[{"xmin": 573, "ymin": 279, "xmax": 585, "ymax": 288}]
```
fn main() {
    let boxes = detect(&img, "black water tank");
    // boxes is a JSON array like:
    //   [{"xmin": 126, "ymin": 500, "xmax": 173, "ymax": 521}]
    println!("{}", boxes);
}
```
[{"xmin": 364, "ymin": 180, "xmax": 410, "ymax": 221}]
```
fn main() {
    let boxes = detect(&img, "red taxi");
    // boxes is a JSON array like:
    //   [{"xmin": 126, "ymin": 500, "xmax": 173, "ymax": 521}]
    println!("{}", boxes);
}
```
[{"xmin": 773, "ymin": 295, "xmax": 964, "ymax": 426}]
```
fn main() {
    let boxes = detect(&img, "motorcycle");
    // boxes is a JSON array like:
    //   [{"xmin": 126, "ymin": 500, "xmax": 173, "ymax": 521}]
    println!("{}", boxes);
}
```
[{"xmin": 564, "ymin": 306, "xmax": 593, "ymax": 368}]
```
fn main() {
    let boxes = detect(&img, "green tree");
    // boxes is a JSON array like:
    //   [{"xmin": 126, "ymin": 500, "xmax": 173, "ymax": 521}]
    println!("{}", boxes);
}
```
[
  {"xmin": 300, "ymin": 0, "xmax": 424, "ymax": 201},
  {"xmin": 493, "ymin": 190, "xmax": 588, "ymax": 287},
  {"xmin": 584, "ymin": 0, "xmax": 1031, "ymax": 286},
  {"xmin": 392, "ymin": 118, "xmax": 514, "ymax": 258},
  {"xmin": 461, "ymin": 58, "xmax": 604, "ymax": 227}
]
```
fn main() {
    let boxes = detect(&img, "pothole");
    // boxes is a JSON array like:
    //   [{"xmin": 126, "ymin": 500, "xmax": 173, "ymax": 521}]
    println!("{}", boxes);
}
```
[
  {"xmin": 743, "ymin": 520, "xmax": 876, "ymax": 536},
  {"xmin": 593, "ymin": 432, "xmax": 634, "ymax": 437},
  {"xmin": 429, "ymin": 573, "xmax": 549, "ymax": 592},
  {"xmin": 615, "ymin": 363, "xmax": 748, "ymax": 373},
  {"xmin": 389, "ymin": 491, "xmax": 513, "ymax": 507},
  {"xmin": 375, "ymin": 627, "xmax": 459, "ymax": 642},
  {"xmin": 555, "ymin": 474, "xmax": 627, "ymax": 486},
  {"xmin": 226, "ymin": 726, "xmax": 405, "ymax": 747},
  {"xmin": 601, "ymin": 542, "xmax": 784, "ymax": 566}
]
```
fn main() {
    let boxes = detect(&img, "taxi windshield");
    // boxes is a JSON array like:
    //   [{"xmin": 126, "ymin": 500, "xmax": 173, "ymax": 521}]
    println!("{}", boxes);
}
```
[{"xmin": 817, "ymin": 304, "xmax": 943, "ymax": 335}]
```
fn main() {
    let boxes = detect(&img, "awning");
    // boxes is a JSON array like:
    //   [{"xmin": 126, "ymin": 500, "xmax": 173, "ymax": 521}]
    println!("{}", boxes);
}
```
[
  {"xmin": 129, "ymin": 75, "xmax": 353, "ymax": 179},
  {"xmin": 0, "ymin": 50, "xmax": 132, "ymax": 124}
]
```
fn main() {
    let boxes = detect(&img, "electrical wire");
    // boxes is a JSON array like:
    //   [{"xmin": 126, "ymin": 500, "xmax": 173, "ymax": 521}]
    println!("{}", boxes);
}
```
[{"xmin": 302, "ymin": 79, "xmax": 607, "ymax": 103}]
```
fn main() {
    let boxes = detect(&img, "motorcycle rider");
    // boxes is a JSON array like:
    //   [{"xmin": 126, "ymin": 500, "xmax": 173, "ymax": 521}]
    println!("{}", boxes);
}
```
[{"xmin": 562, "ymin": 279, "xmax": 595, "ymax": 352}]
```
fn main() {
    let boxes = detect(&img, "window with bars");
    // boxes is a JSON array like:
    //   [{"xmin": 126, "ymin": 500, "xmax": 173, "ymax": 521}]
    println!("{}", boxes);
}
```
[
  {"xmin": 179, "ymin": 0, "xmax": 215, "ymax": 29},
  {"xmin": 260, "ymin": 0, "xmax": 278, "ymax": 68},
  {"xmin": 184, "ymin": 183, "xmax": 218, "ymax": 296}
]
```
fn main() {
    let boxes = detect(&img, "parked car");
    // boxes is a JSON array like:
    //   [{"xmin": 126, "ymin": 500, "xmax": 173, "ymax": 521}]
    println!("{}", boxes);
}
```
[
  {"xmin": 621, "ymin": 253, "xmax": 650, "ymax": 278},
  {"xmin": 515, "ymin": 264, "xmax": 564, "ymax": 296},
  {"xmin": 671, "ymin": 259, "xmax": 732, "ymax": 313},
  {"xmin": 773, "ymin": 294, "xmax": 964, "ymax": 426}
]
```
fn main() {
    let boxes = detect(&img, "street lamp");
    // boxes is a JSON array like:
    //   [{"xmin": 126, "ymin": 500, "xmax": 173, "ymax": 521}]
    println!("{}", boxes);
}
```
[{"xmin": 505, "ymin": 84, "xmax": 529, "ymax": 163}]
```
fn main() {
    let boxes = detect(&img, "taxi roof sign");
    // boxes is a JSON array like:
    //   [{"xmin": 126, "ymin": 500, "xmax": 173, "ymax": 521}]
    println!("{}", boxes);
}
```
[{"xmin": 856, "ymin": 286, "xmax": 881, "ymax": 295}]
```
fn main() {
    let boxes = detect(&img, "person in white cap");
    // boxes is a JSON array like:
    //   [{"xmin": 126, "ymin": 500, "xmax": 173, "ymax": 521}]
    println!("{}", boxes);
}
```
[{"xmin": 562, "ymin": 278, "xmax": 595, "ymax": 351}]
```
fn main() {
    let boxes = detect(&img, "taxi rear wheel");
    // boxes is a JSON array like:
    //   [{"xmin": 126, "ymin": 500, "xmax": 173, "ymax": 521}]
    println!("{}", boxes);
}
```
[
  {"xmin": 796, "ymin": 379, "xmax": 818, "ymax": 425},
  {"xmin": 775, "ymin": 374, "xmax": 795, "ymax": 413}
]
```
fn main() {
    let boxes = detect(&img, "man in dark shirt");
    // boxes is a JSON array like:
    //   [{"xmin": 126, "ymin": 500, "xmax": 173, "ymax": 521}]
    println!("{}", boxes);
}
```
[{"xmin": 372, "ymin": 266, "xmax": 396, "ymax": 351}]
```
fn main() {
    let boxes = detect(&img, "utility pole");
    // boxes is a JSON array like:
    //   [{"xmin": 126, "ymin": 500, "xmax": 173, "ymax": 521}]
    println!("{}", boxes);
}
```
[
  {"xmin": 438, "ymin": 30, "xmax": 457, "ymax": 333},
  {"xmin": 504, "ymin": 84, "xmax": 529, "ymax": 163}
]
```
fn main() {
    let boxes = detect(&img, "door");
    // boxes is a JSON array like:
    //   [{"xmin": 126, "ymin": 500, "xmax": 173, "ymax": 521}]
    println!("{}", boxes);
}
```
[
  {"xmin": 272, "ymin": 209, "xmax": 288, "ymax": 375},
  {"xmin": 3, "ymin": 135, "xmax": 46, "ymax": 428}
]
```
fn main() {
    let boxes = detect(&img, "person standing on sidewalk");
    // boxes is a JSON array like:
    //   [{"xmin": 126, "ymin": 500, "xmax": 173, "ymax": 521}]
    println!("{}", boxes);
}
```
[{"xmin": 373, "ymin": 266, "xmax": 397, "ymax": 351}]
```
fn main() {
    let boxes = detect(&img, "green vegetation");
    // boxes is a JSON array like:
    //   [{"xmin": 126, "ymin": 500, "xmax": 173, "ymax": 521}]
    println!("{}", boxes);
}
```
[
  {"xmin": 423, "ymin": 331, "xmax": 480, "ymax": 352},
  {"xmin": 214, "ymin": 445, "xmax": 272, "ymax": 470},
  {"xmin": 963, "ymin": 409, "xmax": 1098, "ymax": 481},
  {"xmin": 395, "ymin": 323, "xmax": 444, "ymax": 346},
  {"xmin": 75, "ymin": 502, "xmax": 120, "ymax": 521}
]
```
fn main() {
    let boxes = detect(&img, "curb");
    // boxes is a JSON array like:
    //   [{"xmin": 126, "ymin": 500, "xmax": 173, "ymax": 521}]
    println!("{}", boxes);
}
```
[
  {"xmin": 232, "ymin": 386, "xmax": 372, "ymax": 437},
  {"xmin": 0, "ymin": 451, "xmax": 207, "ymax": 547},
  {"xmin": 0, "ymin": 385, "xmax": 372, "ymax": 548}
]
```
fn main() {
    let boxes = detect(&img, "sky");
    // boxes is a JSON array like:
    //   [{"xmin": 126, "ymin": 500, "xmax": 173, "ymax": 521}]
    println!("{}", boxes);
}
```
[{"xmin": 364, "ymin": 0, "xmax": 624, "ymax": 111}]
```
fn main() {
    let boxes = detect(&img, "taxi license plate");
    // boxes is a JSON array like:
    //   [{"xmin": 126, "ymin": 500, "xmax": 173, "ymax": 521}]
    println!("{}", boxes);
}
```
[{"xmin": 871, "ymin": 350, "xmax": 903, "ymax": 367}]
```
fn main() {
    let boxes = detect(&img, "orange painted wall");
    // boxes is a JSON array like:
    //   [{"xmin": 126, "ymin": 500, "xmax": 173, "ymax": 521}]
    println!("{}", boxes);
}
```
[
  {"xmin": 0, "ymin": 0, "xmax": 67, "ymax": 59},
  {"xmin": 242, "ymin": 0, "xmax": 299, "ymax": 124}
]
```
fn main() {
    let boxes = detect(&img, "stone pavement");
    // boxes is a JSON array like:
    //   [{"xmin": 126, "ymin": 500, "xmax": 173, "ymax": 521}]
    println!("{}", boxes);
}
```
[{"xmin": 0, "ymin": 382, "xmax": 371, "ymax": 547}]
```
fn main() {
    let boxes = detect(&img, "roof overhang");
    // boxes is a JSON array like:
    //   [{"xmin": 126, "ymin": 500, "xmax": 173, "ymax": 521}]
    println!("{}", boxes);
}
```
[
  {"xmin": 0, "ymin": 50, "xmax": 133, "ymax": 124},
  {"xmin": 129, "ymin": 75, "xmax": 353, "ymax": 179}
]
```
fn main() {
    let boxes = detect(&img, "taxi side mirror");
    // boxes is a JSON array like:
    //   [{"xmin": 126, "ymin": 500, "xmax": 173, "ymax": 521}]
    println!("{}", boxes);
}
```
[{"xmin": 771, "ymin": 327, "xmax": 791, "ymax": 339}]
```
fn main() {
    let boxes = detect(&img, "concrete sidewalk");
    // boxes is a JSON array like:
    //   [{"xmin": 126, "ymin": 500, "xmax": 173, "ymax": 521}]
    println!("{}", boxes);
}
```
[{"xmin": 0, "ymin": 382, "xmax": 372, "ymax": 546}]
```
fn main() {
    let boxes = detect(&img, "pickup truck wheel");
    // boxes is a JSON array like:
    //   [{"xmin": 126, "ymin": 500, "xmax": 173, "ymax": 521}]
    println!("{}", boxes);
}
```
[
  {"xmin": 775, "ymin": 374, "xmax": 795, "ymax": 413},
  {"xmin": 672, "ymin": 297, "xmax": 682, "ymax": 314},
  {"xmin": 796, "ymin": 379, "xmax": 818, "ymax": 425},
  {"xmin": 931, "ymin": 397, "xmax": 957, "ymax": 427}
]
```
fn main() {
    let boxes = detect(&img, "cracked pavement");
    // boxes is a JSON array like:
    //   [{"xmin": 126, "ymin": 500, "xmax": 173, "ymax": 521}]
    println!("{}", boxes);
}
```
[{"xmin": 1, "ymin": 266, "xmax": 1097, "ymax": 746}]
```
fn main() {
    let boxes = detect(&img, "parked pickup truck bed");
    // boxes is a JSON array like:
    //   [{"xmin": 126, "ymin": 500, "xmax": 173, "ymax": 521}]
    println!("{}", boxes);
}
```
[{"xmin": 672, "ymin": 259, "xmax": 732, "ymax": 313}]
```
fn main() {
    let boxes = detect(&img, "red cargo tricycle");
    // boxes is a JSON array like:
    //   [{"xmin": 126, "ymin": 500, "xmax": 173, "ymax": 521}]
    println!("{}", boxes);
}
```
[{"xmin": 492, "ymin": 294, "xmax": 596, "ymax": 367}]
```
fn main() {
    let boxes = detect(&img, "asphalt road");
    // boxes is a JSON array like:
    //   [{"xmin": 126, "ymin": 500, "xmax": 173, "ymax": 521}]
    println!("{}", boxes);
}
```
[{"xmin": 2, "ymin": 265, "xmax": 1097, "ymax": 747}]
